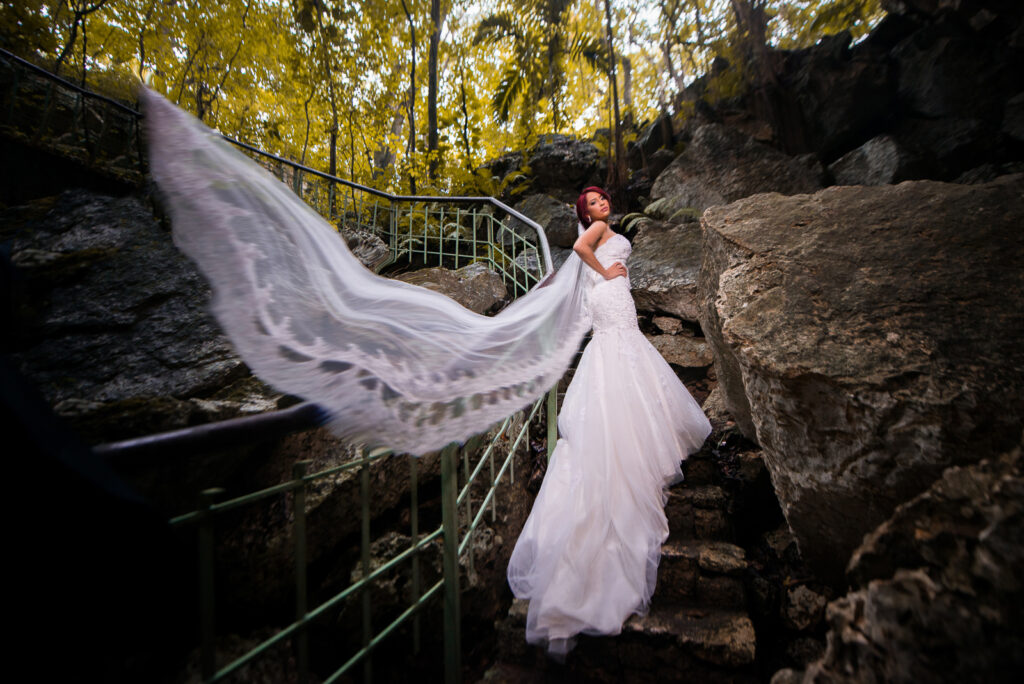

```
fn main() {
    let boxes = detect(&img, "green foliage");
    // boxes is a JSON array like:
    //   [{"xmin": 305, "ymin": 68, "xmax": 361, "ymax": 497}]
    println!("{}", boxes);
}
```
[
  {"xmin": 5, "ymin": 0, "xmax": 887, "ymax": 196},
  {"xmin": 0, "ymin": 1, "xmax": 58, "ymax": 55},
  {"xmin": 472, "ymin": 0, "xmax": 606, "ymax": 133}
]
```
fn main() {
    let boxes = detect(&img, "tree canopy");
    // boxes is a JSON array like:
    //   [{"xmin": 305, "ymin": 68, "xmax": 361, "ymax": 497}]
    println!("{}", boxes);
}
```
[{"xmin": 2, "ymin": 0, "xmax": 884, "ymax": 195}]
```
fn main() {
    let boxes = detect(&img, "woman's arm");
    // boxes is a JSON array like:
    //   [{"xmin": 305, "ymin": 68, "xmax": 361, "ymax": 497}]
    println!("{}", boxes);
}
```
[{"xmin": 573, "ymin": 221, "xmax": 627, "ymax": 280}]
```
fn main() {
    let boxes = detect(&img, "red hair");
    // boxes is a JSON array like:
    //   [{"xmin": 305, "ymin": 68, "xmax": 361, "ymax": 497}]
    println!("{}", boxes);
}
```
[{"xmin": 575, "ymin": 186, "xmax": 612, "ymax": 226}]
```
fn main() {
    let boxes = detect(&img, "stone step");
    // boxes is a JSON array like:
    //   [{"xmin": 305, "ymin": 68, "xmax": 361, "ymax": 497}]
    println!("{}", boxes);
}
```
[
  {"xmin": 665, "ymin": 484, "xmax": 734, "ymax": 541},
  {"xmin": 494, "ymin": 599, "xmax": 758, "ymax": 682},
  {"xmin": 654, "ymin": 540, "xmax": 747, "ymax": 609},
  {"xmin": 681, "ymin": 451, "xmax": 717, "ymax": 485}
]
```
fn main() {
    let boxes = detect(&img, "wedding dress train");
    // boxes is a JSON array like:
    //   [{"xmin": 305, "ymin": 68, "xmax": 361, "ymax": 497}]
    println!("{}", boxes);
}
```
[{"xmin": 506, "ymin": 233, "xmax": 712, "ymax": 656}]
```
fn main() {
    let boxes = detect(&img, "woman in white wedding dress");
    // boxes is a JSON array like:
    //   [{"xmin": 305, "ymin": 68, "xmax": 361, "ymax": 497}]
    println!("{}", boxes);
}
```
[
  {"xmin": 140, "ymin": 88, "xmax": 710, "ymax": 656},
  {"xmin": 506, "ymin": 187, "xmax": 712, "ymax": 657}
]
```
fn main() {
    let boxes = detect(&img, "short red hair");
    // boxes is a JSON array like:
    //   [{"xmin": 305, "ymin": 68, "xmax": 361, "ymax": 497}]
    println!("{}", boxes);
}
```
[{"xmin": 575, "ymin": 186, "xmax": 612, "ymax": 226}]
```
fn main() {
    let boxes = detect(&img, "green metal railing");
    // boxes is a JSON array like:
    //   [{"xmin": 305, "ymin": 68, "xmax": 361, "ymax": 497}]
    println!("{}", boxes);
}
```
[
  {"xmin": 98, "ymin": 399, "xmax": 544, "ymax": 684},
  {"xmin": 4, "ymin": 49, "xmax": 571, "ymax": 683},
  {"xmin": 226, "ymin": 134, "xmax": 550, "ymax": 296}
]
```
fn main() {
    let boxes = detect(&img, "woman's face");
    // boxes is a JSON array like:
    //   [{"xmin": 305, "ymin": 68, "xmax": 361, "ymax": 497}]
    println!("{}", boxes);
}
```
[{"xmin": 585, "ymin": 192, "xmax": 611, "ymax": 222}]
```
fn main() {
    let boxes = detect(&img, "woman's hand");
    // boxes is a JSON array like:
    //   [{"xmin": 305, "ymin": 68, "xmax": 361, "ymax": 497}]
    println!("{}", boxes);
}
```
[{"xmin": 603, "ymin": 262, "xmax": 627, "ymax": 280}]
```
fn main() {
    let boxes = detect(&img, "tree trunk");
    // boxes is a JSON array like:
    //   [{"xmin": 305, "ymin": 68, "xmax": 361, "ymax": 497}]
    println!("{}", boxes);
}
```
[
  {"xmin": 603, "ymin": 0, "xmax": 627, "ymax": 192},
  {"xmin": 621, "ymin": 54, "xmax": 633, "ymax": 129},
  {"xmin": 401, "ymin": 0, "xmax": 417, "ymax": 194},
  {"xmin": 427, "ymin": 0, "xmax": 443, "ymax": 181},
  {"xmin": 373, "ymin": 99, "xmax": 406, "ymax": 178}
]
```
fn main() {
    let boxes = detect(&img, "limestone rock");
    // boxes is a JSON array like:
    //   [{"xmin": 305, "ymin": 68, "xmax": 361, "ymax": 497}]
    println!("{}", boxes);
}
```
[
  {"xmin": 628, "ymin": 218, "xmax": 703, "ymax": 321},
  {"xmin": 525, "ymin": 135, "xmax": 601, "ymax": 203},
  {"xmin": 782, "ymin": 585, "xmax": 827, "ymax": 631},
  {"xmin": 895, "ymin": 115, "xmax": 999, "ymax": 180},
  {"xmin": 828, "ymin": 135, "xmax": 921, "ymax": 185},
  {"xmin": 1003, "ymin": 92, "xmax": 1024, "ymax": 143},
  {"xmin": 785, "ymin": 31, "xmax": 897, "ymax": 159},
  {"xmin": 506, "ymin": 193, "xmax": 578, "ymax": 249},
  {"xmin": 770, "ymin": 669, "xmax": 805, "ymax": 684},
  {"xmin": 341, "ymin": 227, "xmax": 390, "ymax": 271},
  {"xmin": 698, "ymin": 541, "xmax": 747, "ymax": 575},
  {"xmin": 892, "ymin": 23, "xmax": 1018, "ymax": 123},
  {"xmin": 701, "ymin": 385, "xmax": 731, "ymax": 427},
  {"xmin": 650, "ymin": 124, "xmax": 824, "ymax": 217},
  {"xmin": 697, "ymin": 175, "xmax": 1024, "ymax": 583},
  {"xmin": 628, "ymin": 112, "xmax": 674, "ymax": 168},
  {"xmin": 3, "ymin": 190, "xmax": 267, "ymax": 443},
  {"xmin": 652, "ymin": 315, "xmax": 683, "ymax": 334},
  {"xmin": 395, "ymin": 261, "xmax": 508, "ymax": 314},
  {"xmin": 645, "ymin": 333, "xmax": 713, "ymax": 368},
  {"xmin": 805, "ymin": 440, "xmax": 1024, "ymax": 682}
]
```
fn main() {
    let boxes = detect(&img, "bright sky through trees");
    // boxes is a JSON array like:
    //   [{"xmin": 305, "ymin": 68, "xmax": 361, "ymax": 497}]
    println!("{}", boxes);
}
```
[{"xmin": 3, "ymin": 0, "xmax": 883, "ymax": 194}]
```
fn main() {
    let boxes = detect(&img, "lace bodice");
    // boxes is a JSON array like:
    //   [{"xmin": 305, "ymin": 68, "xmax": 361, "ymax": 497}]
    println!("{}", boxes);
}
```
[{"xmin": 588, "ymin": 233, "xmax": 639, "ymax": 334}]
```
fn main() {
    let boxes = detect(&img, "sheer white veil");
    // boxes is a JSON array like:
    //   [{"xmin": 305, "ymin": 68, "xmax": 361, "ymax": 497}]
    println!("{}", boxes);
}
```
[{"xmin": 141, "ymin": 87, "xmax": 592, "ymax": 455}]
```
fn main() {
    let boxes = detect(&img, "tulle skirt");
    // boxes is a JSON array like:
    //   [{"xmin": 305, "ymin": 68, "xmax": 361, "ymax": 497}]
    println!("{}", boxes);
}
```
[{"xmin": 506, "ymin": 325, "xmax": 712, "ymax": 656}]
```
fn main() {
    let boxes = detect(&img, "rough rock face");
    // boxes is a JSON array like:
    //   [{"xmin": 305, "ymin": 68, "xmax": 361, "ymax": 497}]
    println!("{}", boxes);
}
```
[
  {"xmin": 628, "ymin": 217, "xmax": 704, "ymax": 321},
  {"xmin": 827, "ymin": 135, "xmax": 920, "ymax": 185},
  {"xmin": 3, "ymin": 190, "xmax": 277, "ymax": 444},
  {"xmin": 645, "ymin": 332, "xmax": 713, "ymax": 369},
  {"xmin": 341, "ymin": 227, "xmax": 390, "ymax": 271},
  {"xmin": 784, "ymin": 30, "xmax": 897, "ymax": 159},
  {"xmin": 650, "ymin": 124, "xmax": 824, "ymax": 218},
  {"xmin": 525, "ymin": 135, "xmax": 601, "ymax": 203},
  {"xmin": 628, "ymin": 112, "xmax": 674, "ymax": 169},
  {"xmin": 802, "ymin": 439, "xmax": 1024, "ymax": 683},
  {"xmin": 394, "ymin": 261, "xmax": 508, "ymax": 314},
  {"xmin": 507, "ymin": 193, "xmax": 578, "ymax": 249},
  {"xmin": 697, "ymin": 175, "xmax": 1024, "ymax": 583}
]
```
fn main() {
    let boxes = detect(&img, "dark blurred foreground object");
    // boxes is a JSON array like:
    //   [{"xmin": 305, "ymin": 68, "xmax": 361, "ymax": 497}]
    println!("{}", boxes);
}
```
[{"xmin": 2, "ymin": 350, "xmax": 193, "ymax": 681}]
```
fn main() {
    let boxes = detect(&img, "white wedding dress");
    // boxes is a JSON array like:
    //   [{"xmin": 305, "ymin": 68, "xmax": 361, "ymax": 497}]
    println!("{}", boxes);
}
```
[
  {"xmin": 140, "ymin": 89, "xmax": 712, "ymax": 652},
  {"xmin": 506, "ymin": 233, "xmax": 712, "ymax": 656}
]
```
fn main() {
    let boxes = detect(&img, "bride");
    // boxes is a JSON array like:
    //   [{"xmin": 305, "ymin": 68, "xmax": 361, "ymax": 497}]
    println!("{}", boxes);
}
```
[
  {"xmin": 140, "ymin": 87, "xmax": 710, "ymax": 657},
  {"xmin": 506, "ymin": 187, "xmax": 712, "ymax": 656}
]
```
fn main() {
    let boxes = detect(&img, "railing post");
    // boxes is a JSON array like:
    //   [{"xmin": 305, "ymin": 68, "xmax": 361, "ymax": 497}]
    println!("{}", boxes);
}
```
[
  {"xmin": 546, "ymin": 386, "xmax": 558, "ymax": 460},
  {"xmin": 198, "ymin": 487, "xmax": 224, "ymax": 682},
  {"xmin": 360, "ymin": 448, "xmax": 372, "ymax": 684},
  {"xmin": 293, "ymin": 460, "xmax": 311, "ymax": 684},
  {"xmin": 440, "ymin": 442, "xmax": 462, "ymax": 684},
  {"xmin": 409, "ymin": 454, "xmax": 421, "ymax": 654}
]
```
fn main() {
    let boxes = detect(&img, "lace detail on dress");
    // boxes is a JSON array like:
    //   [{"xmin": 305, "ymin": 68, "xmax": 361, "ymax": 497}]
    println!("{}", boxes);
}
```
[{"xmin": 589, "ymin": 234, "xmax": 639, "ymax": 336}]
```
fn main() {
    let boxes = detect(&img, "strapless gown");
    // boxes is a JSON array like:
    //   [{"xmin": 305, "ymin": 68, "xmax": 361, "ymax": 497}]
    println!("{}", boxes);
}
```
[{"xmin": 506, "ymin": 232, "xmax": 712, "ymax": 656}]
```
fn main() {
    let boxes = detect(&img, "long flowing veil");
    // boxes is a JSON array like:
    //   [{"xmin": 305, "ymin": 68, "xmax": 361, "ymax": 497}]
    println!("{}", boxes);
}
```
[{"xmin": 140, "ymin": 87, "xmax": 591, "ymax": 455}]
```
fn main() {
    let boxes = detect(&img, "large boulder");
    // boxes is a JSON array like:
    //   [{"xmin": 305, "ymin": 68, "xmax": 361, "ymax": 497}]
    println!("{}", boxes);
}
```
[
  {"xmin": 506, "ymin": 193, "xmax": 578, "ymax": 249},
  {"xmin": 697, "ymin": 175, "xmax": 1024, "ymax": 583},
  {"xmin": 394, "ymin": 261, "xmax": 508, "ymax": 314},
  {"xmin": 3, "ymin": 189, "xmax": 277, "ymax": 444},
  {"xmin": 894, "ymin": 115, "xmax": 1001, "ymax": 180},
  {"xmin": 525, "ymin": 134, "xmax": 601, "ymax": 203},
  {"xmin": 628, "ymin": 217, "xmax": 704, "ymax": 321},
  {"xmin": 650, "ymin": 124, "xmax": 823, "ymax": 218},
  {"xmin": 827, "ymin": 135, "xmax": 923, "ymax": 185},
  {"xmin": 628, "ymin": 111, "xmax": 674, "ymax": 169},
  {"xmin": 784, "ymin": 31, "xmax": 898, "ymax": 160},
  {"xmin": 802, "ymin": 438, "xmax": 1024, "ymax": 682}
]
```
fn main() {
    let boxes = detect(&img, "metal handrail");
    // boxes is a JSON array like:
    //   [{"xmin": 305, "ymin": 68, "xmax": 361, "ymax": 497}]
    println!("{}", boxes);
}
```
[
  {"xmin": 224, "ymin": 135, "xmax": 555, "ymax": 274},
  {"xmin": 93, "ymin": 401, "xmax": 325, "ymax": 462},
  {"xmin": 0, "ymin": 47, "xmax": 139, "ymax": 116}
]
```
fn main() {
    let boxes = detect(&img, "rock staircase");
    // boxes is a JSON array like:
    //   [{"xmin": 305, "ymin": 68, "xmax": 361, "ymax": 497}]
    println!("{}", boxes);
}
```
[{"xmin": 483, "ymin": 443, "xmax": 760, "ymax": 683}]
